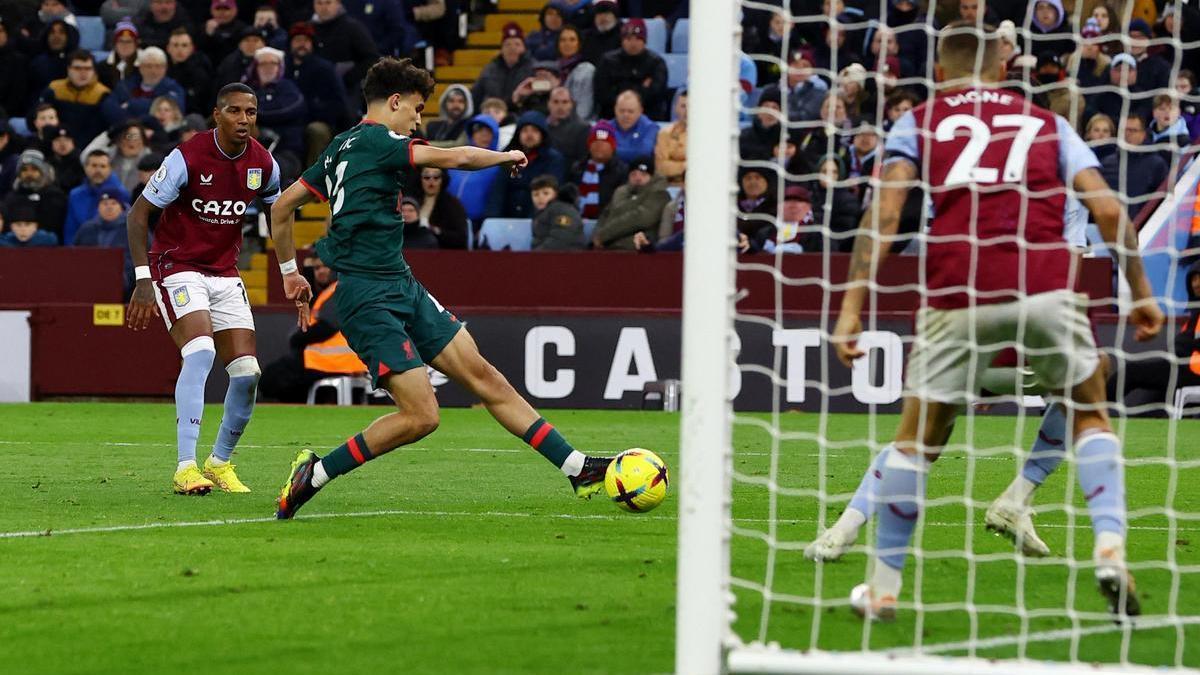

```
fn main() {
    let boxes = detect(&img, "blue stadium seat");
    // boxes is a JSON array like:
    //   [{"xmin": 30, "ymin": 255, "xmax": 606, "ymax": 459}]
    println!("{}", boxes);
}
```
[
  {"xmin": 76, "ymin": 16, "xmax": 105, "ymax": 52},
  {"xmin": 644, "ymin": 18, "xmax": 667, "ymax": 55},
  {"xmin": 665, "ymin": 54, "xmax": 688, "ymax": 90},
  {"xmin": 8, "ymin": 117, "xmax": 31, "ymax": 137},
  {"xmin": 671, "ymin": 19, "xmax": 689, "ymax": 53},
  {"xmin": 92, "ymin": 50, "xmax": 110, "ymax": 64},
  {"xmin": 478, "ymin": 218, "xmax": 532, "ymax": 251}
]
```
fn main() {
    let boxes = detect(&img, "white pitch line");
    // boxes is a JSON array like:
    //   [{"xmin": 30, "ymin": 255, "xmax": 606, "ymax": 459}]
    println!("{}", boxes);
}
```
[
  {"xmin": 4, "ymin": 509, "xmax": 1200, "ymax": 541},
  {"xmin": 905, "ymin": 614, "xmax": 1200, "ymax": 656},
  {"xmin": 0, "ymin": 440, "xmax": 525, "ymax": 453}
]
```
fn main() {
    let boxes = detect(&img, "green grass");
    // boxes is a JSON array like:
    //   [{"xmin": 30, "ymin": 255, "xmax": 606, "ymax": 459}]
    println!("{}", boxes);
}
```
[{"xmin": 0, "ymin": 404, "xmax": 1197, "ymax": 673}]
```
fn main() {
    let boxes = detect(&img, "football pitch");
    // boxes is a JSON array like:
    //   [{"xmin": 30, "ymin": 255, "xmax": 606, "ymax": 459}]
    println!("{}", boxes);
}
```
[{"xmin": 1, "ymin": 403, "xmax": 1197, "ymax": 673}]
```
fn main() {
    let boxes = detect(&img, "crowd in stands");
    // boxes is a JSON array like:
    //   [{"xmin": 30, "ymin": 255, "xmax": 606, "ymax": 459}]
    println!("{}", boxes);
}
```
[{"xmin": 3, "ymin": 0, "xmax": 1200, "ymax": 257}]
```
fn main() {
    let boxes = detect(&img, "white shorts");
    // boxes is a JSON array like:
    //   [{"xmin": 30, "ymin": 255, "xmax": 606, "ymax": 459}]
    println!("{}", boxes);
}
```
[
  {"xmin": 153, "ymin": 271, "xmax": 255, "ymax": 333},
  {"xmin": 904, "ymin": 290, "xmax": 1099, "ymax": 404}
]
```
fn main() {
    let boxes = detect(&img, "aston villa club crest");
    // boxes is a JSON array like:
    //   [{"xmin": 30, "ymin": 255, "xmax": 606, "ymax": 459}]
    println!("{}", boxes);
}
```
[
  {"xmin": 246, "ymin": 168, "xmax": 263, "ymax": 190},
  {"xmin": 173, "ymin": 286, "xmax": 191, "ymax": 307}
]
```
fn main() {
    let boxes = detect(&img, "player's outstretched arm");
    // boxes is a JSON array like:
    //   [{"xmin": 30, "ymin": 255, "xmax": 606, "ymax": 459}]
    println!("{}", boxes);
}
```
[
  {"xmin": 125, "ymin": 195, "xmax": 162, "ymax": 331},
  {"xmin": 411, "ymin": 144, "xmax": 529, "ymax": 176},
  {"xmin": 1073, "ymin": 167, "xmax": 1165, "ymax": 341},
  {"xmin": 270, "ymin": 181, "xmax": 315, "ymax": 330},
  {"xmin": 833, "ymin": 159, "xmax": 918, "ymax": 367}
]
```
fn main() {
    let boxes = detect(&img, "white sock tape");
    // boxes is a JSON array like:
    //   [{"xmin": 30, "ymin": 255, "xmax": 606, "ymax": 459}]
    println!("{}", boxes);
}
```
[
  {"xmin": 180, "ymin": 335, "xmax": 216, "ymax": 358},
  {"xmin": 225, "ymin": 355, "xmax": 261, "ymax": 378}
]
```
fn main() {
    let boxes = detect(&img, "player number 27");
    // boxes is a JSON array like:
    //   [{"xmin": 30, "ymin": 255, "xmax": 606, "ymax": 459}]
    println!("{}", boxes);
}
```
[
  {"xmin": 325, "ymin": 160, "xmax": 349, "ymax": 215},
  {"xmin": 936, "ymin": 113, "xmax": 1045, "ymax": 185}
]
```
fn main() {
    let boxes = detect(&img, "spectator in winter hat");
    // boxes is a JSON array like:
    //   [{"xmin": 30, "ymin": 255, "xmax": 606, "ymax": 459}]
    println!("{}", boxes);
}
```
[
  {"xmin": 582, "ymin": 0, "xmax": 622, "ymax": 65},
  {"xmin": 98, "ymin": 18, "xmax": 141, "ymax": 89},
  {"xmin": 216, "ymin": 24, "xmax": 268, "ymax": 85},
  {"xmin": 570, "ymin": 120, "xmax": 628, "ymax": 219},
  {"xmin": 109, "ymin": 45, "xmax": 186, "ymax": 119},
  {"xmin": 594, "ymin": 19, "xmax": 669, "ymax": 119},
  {"xmin": 526, "ymin": 1, "xmax": 565, "ymax": 62},
  {"xmin": 4, "ymin": 149, "xmax": 67, "ymax": 241},
  {"xmin": 0, "ymin": 199, "xmax": 60, "ymax": 247},
  {"xmin": 41, "ymin": 124, "xmax": 82, "ymax": 191},
  {"xmin": 135, "ymin": 0, "xmax": 192, "ymax": 49},
  {"xmin": 201, "ymin": 0, "xmax": 247, "ymax": 65},
  {"xmin": 1126, "ymin": 17, "xmax": 1171, "ymax": 92},
  {"xmin": 472, "ymin": 21, "xmax": 534, "ymax": 111}
]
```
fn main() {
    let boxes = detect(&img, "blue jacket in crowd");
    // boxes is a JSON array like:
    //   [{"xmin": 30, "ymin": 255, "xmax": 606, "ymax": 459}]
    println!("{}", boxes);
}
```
[
  {"xmin": 611, "ymin": 113, "xmax": 659, "ymax": 164},
  {"xmin": 448, "ymin": 114, "xmax": 502, "ymax": 222},
  {"xmin": 64, "ymin": 174, "xmax": 131, "ymax": 247}
]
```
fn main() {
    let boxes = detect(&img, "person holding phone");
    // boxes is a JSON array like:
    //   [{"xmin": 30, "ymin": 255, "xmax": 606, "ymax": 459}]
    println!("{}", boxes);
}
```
[{"xmin": 510, "ymin": 61, "xmax": 562, "ymax": 116}]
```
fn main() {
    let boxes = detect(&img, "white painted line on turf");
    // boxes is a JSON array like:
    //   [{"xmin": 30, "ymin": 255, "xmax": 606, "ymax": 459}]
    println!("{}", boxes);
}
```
[
  {"xmin": 901, "ymin": 614, "xmax": 1200, "ymax": 656},
  {"xmin": 0, "ymin": 440, "xmax": 524, "ymax": 453},
  {"xmin": 4, "ymin": 509, "xmax": 1200, "ymax": 541}
]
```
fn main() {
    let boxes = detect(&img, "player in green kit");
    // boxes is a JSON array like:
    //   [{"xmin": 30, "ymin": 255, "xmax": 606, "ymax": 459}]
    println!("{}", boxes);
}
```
[{"xmin": 270, "ymin": 57, "xmax": 613, "ymax": 519}]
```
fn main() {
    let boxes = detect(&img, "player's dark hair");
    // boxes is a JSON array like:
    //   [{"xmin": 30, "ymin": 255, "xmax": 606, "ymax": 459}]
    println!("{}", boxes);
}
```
[
  {"xmin": 530, "ymin": 174, "xmax": 559, "ymax": 192},
  {"xmin": 68, "ymin": 49, "xmax": 94, "ymax": 65},
  {"xmin": 938, "ymin": 20, "xmax": 999, "ymax": 78},
  {"xmin": 362, "ymin": 57, "xmax": 436, "ymax": 105},
  {"xmin": 216, "ymin": 82, "xmax": 256, "ymax": 108}
]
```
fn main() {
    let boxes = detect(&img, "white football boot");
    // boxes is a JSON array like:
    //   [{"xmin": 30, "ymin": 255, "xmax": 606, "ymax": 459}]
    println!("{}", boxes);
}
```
[{"xmin": 985, "ymin": 499, "xmax": 1051, "ymax": 557}]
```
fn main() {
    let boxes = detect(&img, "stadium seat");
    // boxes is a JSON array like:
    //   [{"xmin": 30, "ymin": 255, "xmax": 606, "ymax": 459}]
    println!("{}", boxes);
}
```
[
  {"xmin": 665, "ymin": 54, "xmax": 688, "ymax": 90},
  {"xmin": 92, "ymin": 50, "xmax": 110, "ymax": 64},
  {"xmin": 671, "ymin": 19, "xmax": 689, "ymax": 53},
  {"xmin": 306, "ymin": 375, "xmax": 372, "ymax": 405},
  {"xmin": 76, "ymin": 16, "xmax": 105, "ymax": 52},
  {"xmin": 8, "ymin": 117, "xmax": 31, "ymax": 137},
  {"xmin": 478, "ymin": 218, "xmax": 532, "ymax": 251},
  {"xmin": 1174, "ymin": 386, "xmax": 1200, "ymax": 419},
  {"xmin": 643, "ymin": 18, "xmax": 668, "ymax": 55}
]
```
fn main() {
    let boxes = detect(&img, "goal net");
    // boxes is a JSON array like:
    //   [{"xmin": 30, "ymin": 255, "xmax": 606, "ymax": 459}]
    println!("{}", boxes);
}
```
[{"xmin": 677, "ymin": 1, "xmax": 1200, "ymax": 673}]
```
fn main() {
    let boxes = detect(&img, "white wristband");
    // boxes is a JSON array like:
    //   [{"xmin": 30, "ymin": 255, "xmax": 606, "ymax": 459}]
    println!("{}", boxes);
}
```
[
  {"xmin": 279, "ymin": 258, "xmax": 298, "ymax": 275},
  {"xmin": 134, "ymin": 265, "xmax": 151, "ymax": 281}
]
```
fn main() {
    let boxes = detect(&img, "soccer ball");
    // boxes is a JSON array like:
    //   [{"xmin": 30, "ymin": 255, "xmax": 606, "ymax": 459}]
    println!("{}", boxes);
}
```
[{"xmin": 604, "ymin": 449, "xmax": 669, "ymax": 513}]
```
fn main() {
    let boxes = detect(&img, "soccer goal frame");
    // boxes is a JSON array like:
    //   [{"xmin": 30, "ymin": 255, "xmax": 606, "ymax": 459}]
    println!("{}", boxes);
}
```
[{"xmin": 674, "ymin": 2, "xmax": 1195, "ymax": 674}]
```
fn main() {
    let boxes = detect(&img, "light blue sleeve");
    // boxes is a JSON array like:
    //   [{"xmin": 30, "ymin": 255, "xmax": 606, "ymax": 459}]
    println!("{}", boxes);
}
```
[
  {"xmin": 883, "ymin": 110, "xmax": 920, "ymax": 166},
  {"xmin": 260, "ymin": 157, "xmax": 282, "ymax": 205},
  {"xmin": 1056, "ymin": 115, "xmax": 1100, "ymax": 187},
  {"xmin": 142, "ymin": 149, "xmax": 187, "ymax": 208}
]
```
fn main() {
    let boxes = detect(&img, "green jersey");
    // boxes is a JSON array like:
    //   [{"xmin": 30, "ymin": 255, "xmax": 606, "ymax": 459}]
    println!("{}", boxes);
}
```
[{"xmin": 300, "ymin": 121, "xmax": 425, "ymax": 278}]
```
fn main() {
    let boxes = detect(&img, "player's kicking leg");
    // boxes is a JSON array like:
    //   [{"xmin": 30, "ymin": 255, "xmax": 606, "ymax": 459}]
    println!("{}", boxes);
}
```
[
  {"xmin": 201, "ymin": 326, "xmax": 260, "ymax": 493},
  {"xmin": 430, "ymin": 327, "xmax": 614, "ymax": 497}
]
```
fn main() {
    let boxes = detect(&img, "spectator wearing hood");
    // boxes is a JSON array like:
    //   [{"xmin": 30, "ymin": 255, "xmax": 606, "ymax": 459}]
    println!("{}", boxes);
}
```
[
  {"xmin": 216, "ymin": 24, "xmax": 268, "ymax": 85},
  {"xmin": 570, "ymin": 120, "xmax": 627, "ymax": 219},
  {"xmin": 581, "ymin": 0, "xmax": 621, "ymax": 65},
  {"xmin": 1100, "ymin": 113, "xmax": 1168, "ymax": 221},
  {"xmin": 1025, "ymin": 0, "xmax": 1075, "ymax": 59},
  {"xmin": 526, "ymin": 2, "xmax": 565, "ymax": 62},
  {"xmin": 593, "ymin": 156, "xmax": 671, "ymax": 250},
  {"xmin": 531, "ymin": 174, "xmax": 585, "ymax": 250},
  {"xmin": 250, "ymin": 46, "xmax": 307, "ymax": 158},
  {"xmin": 473, "ymin": 22, "xmax": 534, "ymax": 112},
  {"xmin": 1127, "ymin": 17, "xmax": 1171, "ymax": 93},
  {"xmin": 545, "ymin": 86, "xmax": 590, "ymax": 168},
  {"xmin": 136, "ymin": 0, "xmax": 193, "ymax": 49},
  {"xmin": 65, "ymin": 148, "xmax": 130, "ymax": 244},
  {"xmin": 739, "ymin": 85, "xmax": 784, "ymax": 161},
  {"xmin": 3, "ymin": 149, "xmax": 67, "ymax": 240},
  {"xmin": 1066, "ymin": 18, "xmax": 1111, "ymax": 92},
  {"xmin": 41, "ymin": 125, "xmax": 82, "ymax": 191},
  {"xmin": 446, "ymin": 114, "xmax": 503, "ymax": 224},
  {"xmin": 0, "ymin": 199, "xmax": 60, "ymax": 248},
  {"xmin": 862, "ymin": 0, "xmax": 928, "ymax": 80},
  {"xmin": 814, "ymin": 11, "xmax": 863, "ymax": 77},
  {"xmin": 98, "ymin": 20, "xmax": 142, "ymax": 90},
  {"xmin": 424, "ymin": 84, "xmax": 473, "ymax": 146},
  {"xmin": 608, "ymin": 90, "xmax": 658, "ymax": 164},
  {"xmin": 30, "ymin": 18, "xmax": 80, "ymax": 93},
  {"xmin": 166, "ymin": 26, "xmax": 214, "ymax": 117},
  {"xmin": 511, "ymin": 60, "xmax": 562, "ymax": 116},
  {"xmin": 594, "ymin": 19, "xmax": 669, "ymax": 120},
  {"xmin": 19, "ymin": 0, "xmax": 77, "ymax": 55},
  {"xmin": 655, "ymin": 91, "xmax": 686, "ymax": 190},
  {"xmin": 285, "ymin": 21, "xmax": 347, "ymax": 164},
  {"xmin": 109, "ymin": 46, "xmax": 186, "ymax": 121},
  {"xmin": 41, "ymin": 50, "xmax": 115, "ymax": 146},
  {"xmin": 0, "ymin": 18, "xmax": 30, "ymax": 122},
  {"xmin": 734, "ymin": 165, "xmax": 776, "ymax": 239},
  {"xmin": 201, "ymin": 0, "xmax": 248, "ymax": 65},
  {"xmin": 556, "ymin": 24, "xmax": 595, "ymax": 121},
  {"xmin": 311, "ymin": 0, "xmax": 379, "ymax": 108},
  {"xmin": 488, "ymin": 111, "xmax": 565, "ymax": 219},
  {"xmin": 1084, "ymin": 53, "xmax": 1156, "ymax": 125}
]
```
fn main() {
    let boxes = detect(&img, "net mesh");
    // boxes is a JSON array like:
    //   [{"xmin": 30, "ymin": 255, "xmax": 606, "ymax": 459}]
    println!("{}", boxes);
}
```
[{"xmin": 724, "ymin": 0, "xmax": 1200, "ymax": 669}]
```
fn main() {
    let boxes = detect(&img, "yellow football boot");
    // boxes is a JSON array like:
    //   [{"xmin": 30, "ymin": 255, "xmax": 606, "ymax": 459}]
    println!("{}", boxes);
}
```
[
  {"xmin": 173, "ymin": 464, "xmax": 214, "ymax": 495},
  {"xmin": 203, "ymin": 457, "xmax": 251, "ymax": 493}
]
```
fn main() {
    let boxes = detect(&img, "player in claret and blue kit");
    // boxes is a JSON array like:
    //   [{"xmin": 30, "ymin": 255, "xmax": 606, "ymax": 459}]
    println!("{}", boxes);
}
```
[
  {"xmin": 831, "ymin": 22, "xmax": 1164, "ymax": 621},
  {"xmin": 126, "ymin": 83, "xmax": 290, "ymax": 496},
  {"xmin": 269, "ymin": 57, "xmax": 614, "ymax": 519}
]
